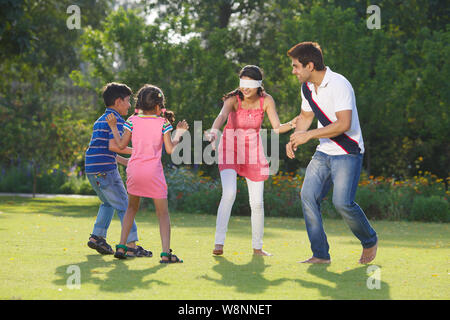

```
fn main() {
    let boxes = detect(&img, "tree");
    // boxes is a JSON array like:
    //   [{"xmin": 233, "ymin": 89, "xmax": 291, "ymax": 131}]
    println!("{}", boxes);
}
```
[{"xmin": 0, "ymin": 0, "xmax": 114, "ymax": 195}]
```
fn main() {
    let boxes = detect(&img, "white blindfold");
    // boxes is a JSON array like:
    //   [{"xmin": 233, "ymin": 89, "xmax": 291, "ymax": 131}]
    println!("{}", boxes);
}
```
[{"xmin": 239, "ymin": 79, "xmax": 262, "ymax": 88}]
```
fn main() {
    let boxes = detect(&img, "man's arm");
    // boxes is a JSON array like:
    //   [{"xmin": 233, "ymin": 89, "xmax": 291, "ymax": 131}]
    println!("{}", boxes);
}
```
[
  {"xmin": 290, "ymin": 110, "xmax": 352, "ymax": 149},
  {"xmin": 294, "ymin": 109, "xmax": 315, "ymax": 133},
  {"xmin": 286, "ymin": 109, "xmax": 315, "ymax": 158}
]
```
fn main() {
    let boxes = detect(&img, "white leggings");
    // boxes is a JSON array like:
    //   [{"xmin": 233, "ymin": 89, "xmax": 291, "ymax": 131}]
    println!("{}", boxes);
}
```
[{"xmin": 214, "ymin": 169, "xmax": 265, "ymax": 249}]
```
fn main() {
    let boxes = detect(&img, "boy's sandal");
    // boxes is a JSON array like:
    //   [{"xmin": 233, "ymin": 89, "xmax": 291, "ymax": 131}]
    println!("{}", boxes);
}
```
[
  {"xmin": 160, "ymin": 249, "xmax": 183, "ymax": 264},
  {"xmin": 114, "ymin": 244, "xmax": 128, "ymax": 260},
  {"xmin": 87, "ymin": 234, "xmax": 114, "ymax": 255},
  {"xmin": 126, "ymin": 245, "xmax": 153, "ymax": 257}
]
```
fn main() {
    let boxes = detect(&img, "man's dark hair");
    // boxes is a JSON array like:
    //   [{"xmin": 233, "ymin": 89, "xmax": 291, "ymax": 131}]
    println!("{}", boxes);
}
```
[
  {"xmin": 287, "ymin": 42, "xmax": 325, "ymax": 71},
  {"xmin": 102, "ymin": 82, "xmax": 132, "ymax": 107}
]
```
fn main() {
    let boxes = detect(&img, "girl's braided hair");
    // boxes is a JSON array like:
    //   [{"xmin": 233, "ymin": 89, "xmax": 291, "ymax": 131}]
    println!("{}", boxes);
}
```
[{"xmin": 135, "ymin": 84, "xmax": 175, "ymax": 125}]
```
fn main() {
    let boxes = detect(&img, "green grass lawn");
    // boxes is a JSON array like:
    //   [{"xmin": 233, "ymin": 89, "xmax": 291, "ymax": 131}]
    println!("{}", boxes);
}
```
[{"xmin": 0, "ymin": 196, "xmax": 448, "ymax": 300}]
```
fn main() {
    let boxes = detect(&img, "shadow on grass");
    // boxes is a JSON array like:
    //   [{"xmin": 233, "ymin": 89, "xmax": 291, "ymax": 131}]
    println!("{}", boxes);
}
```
[
  {"xmin": 294, "ymin": 264, "xmax": 390, "ymax": 300},
  {"xmin": 3, "ymin": 197, "xmax": 448, "ymax": 250},
  {"xmin": 54, "ymin": 255, "xmax": 166, "ymax": 294},
  {"xmin": 200, "ymin": 255, "xmax": 289, "ymax": 294},
  {"xmin": 0, "ymin": 197, "xmax": 98, "ymax": 218}
]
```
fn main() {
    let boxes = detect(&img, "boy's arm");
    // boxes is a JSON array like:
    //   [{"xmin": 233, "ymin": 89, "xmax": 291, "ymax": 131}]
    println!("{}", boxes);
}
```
[{"xmin": 106, "ymin": 114, "xmax": 132, "ymax": 150}]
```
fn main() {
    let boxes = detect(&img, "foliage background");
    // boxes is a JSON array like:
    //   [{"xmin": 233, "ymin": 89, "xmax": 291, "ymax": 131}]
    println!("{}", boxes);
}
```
[{"xmin": 0, "ymin": 0, "xmax": 448, "ymax": 209}]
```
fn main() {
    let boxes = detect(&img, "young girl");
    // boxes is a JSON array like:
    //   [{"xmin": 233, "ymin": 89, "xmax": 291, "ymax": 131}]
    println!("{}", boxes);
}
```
[
  {"xmin": 106, "ymin": 84, "xmax": 188, "ymax": 263},
  {"xmin": 207, "ymin": 65, "xmax": 298, "ymax": 256}
]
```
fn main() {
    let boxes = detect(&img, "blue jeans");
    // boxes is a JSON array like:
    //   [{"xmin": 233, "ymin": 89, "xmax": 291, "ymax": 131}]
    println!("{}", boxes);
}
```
[
  {"xmin": 87, "ymin": 170, "xmax": 138, "ymax": 243},
  {"xmin": 301, "ymin": 151, "xmax": 377, "ymax": 260}
]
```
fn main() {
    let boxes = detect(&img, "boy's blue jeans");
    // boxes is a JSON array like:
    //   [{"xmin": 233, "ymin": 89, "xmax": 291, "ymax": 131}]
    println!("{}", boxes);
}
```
[
  {"xmin": 301, "ymin": 151, "xmax": 377, "ymax": 260},
  {"xmin": 87, "ymin": 169, "xmax": 138, "ymax": 243}
]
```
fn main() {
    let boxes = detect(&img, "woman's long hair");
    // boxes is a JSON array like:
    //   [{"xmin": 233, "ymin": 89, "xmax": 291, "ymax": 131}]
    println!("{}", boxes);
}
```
[{"xmin": 222, "ymin": 65, "xmax": 265, "ymax": 101}]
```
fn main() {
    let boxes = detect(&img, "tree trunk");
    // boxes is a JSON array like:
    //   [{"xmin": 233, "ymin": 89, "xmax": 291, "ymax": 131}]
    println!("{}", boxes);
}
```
[
  {"xmin": 32, "ymin": 162, "xmax": 37, "ymax": 198},
  {"xmin": 366, "ymin": 144, "xmax": 371, "ymax": 175},
  {"xmin": 218, "ymin": 1, "xmax": 232, "ymax": 29}
]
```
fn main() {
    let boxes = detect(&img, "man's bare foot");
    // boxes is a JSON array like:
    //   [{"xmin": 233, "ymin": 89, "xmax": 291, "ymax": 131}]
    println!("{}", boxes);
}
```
[
  {"xmin": 298, "ymin": 257, "xmax": 331, "ymax": 264},
  {"xmin": 359, "ymin": 241, "xmax": 378, "ymax": 264},
  {"xmin": 253, "ymin": 249, "xmax": 273, "ymax": 256},
  {"xmin": 213, "ymin": 244, "xmax": 223, "ymax": 255}
]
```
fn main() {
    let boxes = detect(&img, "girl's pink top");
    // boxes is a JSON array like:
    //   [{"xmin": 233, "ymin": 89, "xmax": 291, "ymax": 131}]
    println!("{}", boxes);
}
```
[
  {"xmin": 218, "ymin": 94, "xmax": 269, "ymax": 181},
  {"xmin": 125, "ymin": 115, "xmax": 173, "ymax": 198}
]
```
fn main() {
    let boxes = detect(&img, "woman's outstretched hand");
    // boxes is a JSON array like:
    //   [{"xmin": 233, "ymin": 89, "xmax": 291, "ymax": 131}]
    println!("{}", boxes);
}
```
[
  {"xmin": 176, "ymin": 120, "xmax": 189, "ymax": 131},
  {"xmin": 171, "ymin": 120, "xmax": 189, "ymax": 146},
  {"xmin": 205, "ymin": 129, "xmax": 219, "ymax": 151},
  {"xmin": 204, "ymin": 130, "xmax": 215, "ymax": 143},
  {"xmin": 290, "ymin": 116, "xmax": 299, "ymax": 129}
]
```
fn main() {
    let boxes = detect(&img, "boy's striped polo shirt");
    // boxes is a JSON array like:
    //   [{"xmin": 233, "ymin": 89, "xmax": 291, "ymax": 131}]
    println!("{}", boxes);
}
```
[{"xmin": 85, "ymin": 108, "xmax": 125, "ymax": 174}]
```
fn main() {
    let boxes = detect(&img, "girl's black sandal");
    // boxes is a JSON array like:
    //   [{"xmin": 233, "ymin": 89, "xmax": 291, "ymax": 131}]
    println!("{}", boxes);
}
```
[{"xmin": 160, "ymin": 249, "xmax": 183, "ymax": 264}]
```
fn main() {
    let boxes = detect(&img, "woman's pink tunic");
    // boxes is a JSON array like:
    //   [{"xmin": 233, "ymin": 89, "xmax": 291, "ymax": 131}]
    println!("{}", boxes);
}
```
[{"xmin": 218, "ymin": 95, "xmax": 269, "ymax": 182}]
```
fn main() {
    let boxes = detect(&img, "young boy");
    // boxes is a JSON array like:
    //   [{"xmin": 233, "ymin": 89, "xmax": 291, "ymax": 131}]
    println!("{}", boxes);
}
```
[{"xmin": 85, "ymin": 82, "xmax": 151, "ymax": 257}]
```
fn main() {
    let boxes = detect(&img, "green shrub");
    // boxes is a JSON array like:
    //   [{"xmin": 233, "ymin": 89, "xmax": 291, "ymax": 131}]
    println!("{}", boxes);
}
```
[
  {"xmin": 58, "ymin": 176, "xmax": 95, "ymax": 195},
  {"xmin": 0, "ymin": 165, "xmax": 33, "ymax": 193},
  {"xmin": 355, "ymin": 188, "xmax": 385, "ymax": 220},
  {"xmin": 58, "ymin": 179, "xmax": 79, "ymax": 194},
  {"xmin": 36, "ymin": 171, "xmax": 66, "ymax": 194},
  {"xmin": 0, "ymin": 165, "xmax": 73, "ymax": 194},
  {"xmin": 264, "ymin": 192, "xmax": 302, "ymax": 217},
  {"xmin": 78, "ymin": 179, "xmax": 96, "ymax": 195},
  {"xmin": 354, "ymin": 186, "xmax": 417, "ymax": 221},
  {"xmin": 182, "ymin": 188, "xmax": 222, "ymax": 214},
  {"xmin": 409, "ymin": 196, "xmax": 449, "ymax": 222},
  {"xmin": 3, "ymin": 164, "xmax": 446, "ymax": 223},
  {"xmin": 320, "ymin": 197, "xmax": 338, "ymax": 219}
]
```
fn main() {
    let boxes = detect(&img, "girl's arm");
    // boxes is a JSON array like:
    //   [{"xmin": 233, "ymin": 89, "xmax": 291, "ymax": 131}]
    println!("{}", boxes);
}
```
[
  {"xmin": 206, "ymin": 96, "xmax": 236, "ymax": 143},
  {"xmin": 163, "ymin": 120, "xmax": 189, "ymax": 154},
  {"xmin": 106, "ymin": 114, "xmax": 132, "ymax": 150},
  {"xmin": 116, "ymin": 155, "xmax": 129, "ymax": 166},
  {"xmin": 264, "ymin": 94, "xmax": 298, "ymax": 134},
  {"xmin": 109, "ymin": 140, "xmax": 132, "ymax": 154}
]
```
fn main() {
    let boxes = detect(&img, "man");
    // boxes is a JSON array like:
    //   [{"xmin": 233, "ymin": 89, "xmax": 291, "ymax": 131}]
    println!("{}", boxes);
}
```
[
  {"xmin": 286, "ymin": 42, "xmax": 378, "ymax": 264},
  {"xmin": 85, "ymin": 82, "xmax": 151, "ymax": 257}
]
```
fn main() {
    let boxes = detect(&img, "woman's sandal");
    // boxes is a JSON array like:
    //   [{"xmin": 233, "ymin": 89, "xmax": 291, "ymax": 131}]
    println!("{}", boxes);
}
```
[
  {"xmin": 114, "ymin": 244, "xmax": 129, "ymax": 260},
  {"xmin": 212, "ymin": 244, "xmax": 223, "ymax": 256},
  {"xmin": 160, "ymin": 249, "xmax": 183, "ymax": 264}
]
